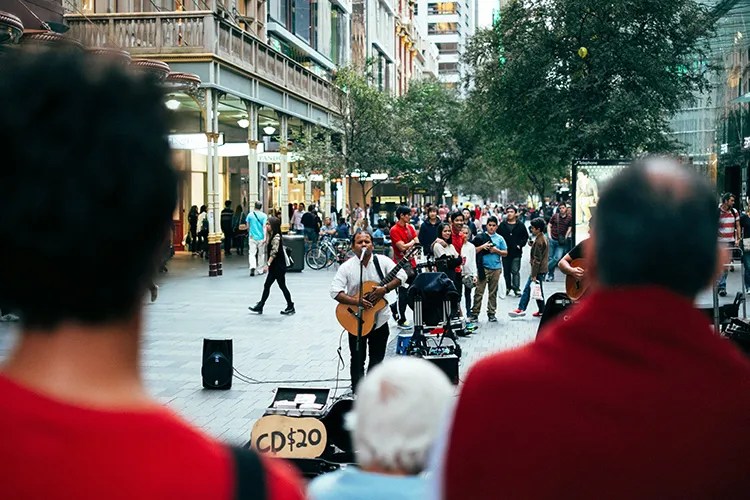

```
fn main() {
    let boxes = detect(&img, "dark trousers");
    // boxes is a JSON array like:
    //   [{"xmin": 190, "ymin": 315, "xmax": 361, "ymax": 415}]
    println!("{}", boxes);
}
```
[
  {"xmin": 464, "ymin": 284, "xmax": 472, "ymax": 313},
  {"xmin": 259, "ymin": 268, "xmax": 293, "ymax": 307},
  {"xmin": 348, "ymin": 322, "xmax": 390, "ymax": 390},
  {"xmin": 223, "ymin": 230, "xmax": 233, "ymax": 255},
  {"xmin": 390, "ymin": 272, "xmax": 415, "ymax": 324},
  {"xmin": 451, "ymin": 271, "xmax": 462, "ymax": 317},
  {"xmin": 503, "ymin": 256, "xmax": 521, "ymax": 292}
]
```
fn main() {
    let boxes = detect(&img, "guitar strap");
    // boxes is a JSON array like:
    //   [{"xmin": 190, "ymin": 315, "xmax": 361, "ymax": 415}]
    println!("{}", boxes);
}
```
[{"xmin": 372, "ymin": 254, "xmax": 386, "ymax": 283}]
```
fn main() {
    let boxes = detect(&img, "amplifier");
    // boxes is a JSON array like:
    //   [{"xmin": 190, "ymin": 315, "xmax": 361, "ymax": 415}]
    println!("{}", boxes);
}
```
[{"xmin": 423, "ymin": 354, "xmax": 459, "ymax": 385}]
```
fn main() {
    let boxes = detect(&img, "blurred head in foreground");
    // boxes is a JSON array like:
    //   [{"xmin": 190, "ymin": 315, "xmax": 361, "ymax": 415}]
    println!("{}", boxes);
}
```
[
  {"xmin": 593, "ymin": 156, "xmax": 717, "ymax": 299},
  {"xmin": 0, "ymin": 49, "xmax": 176, "ymax": 329},
  {"xmin": 348, "ymin": 357, "xmax": 454, "ymax": 474}
]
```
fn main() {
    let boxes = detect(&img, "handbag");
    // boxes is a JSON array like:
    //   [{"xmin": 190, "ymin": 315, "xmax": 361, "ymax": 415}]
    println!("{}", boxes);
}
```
[
  {"xmin": 283, "ymin": 246, "xmax": 294, "ymax": 267},
  {"xmin": 531, "ymin": 281, "xmax": 544, "ymax": 301},
  {"xmin": 238, "ymin": 223, "xmax": 248, "ymax": 232}
]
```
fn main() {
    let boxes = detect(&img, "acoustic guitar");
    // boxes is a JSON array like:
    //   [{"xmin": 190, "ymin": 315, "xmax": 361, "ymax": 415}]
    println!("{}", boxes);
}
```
[
  {"xmin": 564, "ymin": 258, "xmax": 588, "ymax": 301},
  {"xmin": 336, "ymin": 246, "xmax": 421, "ymax": 337}
]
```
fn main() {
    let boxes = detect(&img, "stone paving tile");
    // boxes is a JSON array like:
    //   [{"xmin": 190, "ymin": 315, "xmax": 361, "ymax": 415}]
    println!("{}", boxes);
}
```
[{"xmin": 0, "ymin": 249, "xmax": 743, "ymax": 446}]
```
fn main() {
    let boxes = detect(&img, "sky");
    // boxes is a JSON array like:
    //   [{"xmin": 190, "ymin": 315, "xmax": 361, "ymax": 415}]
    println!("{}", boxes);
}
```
[{"xmin": 477, "ymin": 0, "xmax": 497, "ymax": 28}]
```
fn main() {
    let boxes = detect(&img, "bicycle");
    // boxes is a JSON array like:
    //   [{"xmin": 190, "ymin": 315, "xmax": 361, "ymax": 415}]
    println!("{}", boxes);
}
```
[{"xmin": 305, "ymin": 236, "xmax": 352, "ymax": 270}]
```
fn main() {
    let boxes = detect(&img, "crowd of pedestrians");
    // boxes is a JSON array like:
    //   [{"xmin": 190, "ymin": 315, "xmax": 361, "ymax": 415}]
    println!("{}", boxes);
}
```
[{"xmin": 4, "ymin": 50, "xmax": 750, "ymax": 500}]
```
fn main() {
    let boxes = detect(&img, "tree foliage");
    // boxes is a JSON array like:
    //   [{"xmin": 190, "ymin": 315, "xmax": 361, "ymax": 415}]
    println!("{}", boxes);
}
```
[
  {"xmin": 295, "ymin": 67, "xmax": 395, "ymax": 181},
  {"xmin": 392, "ymin": 80, "xmax": 476, "ymax": 199},
  {"xmin": 464, "ymin": 0, "xmax": 717, "ymax": 197}
]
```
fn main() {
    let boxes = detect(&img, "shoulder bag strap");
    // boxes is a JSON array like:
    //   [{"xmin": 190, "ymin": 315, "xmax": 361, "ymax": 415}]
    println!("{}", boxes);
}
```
[{"xmin": 228, "ymin": 445, "xmax": 266, "ymax": 500}]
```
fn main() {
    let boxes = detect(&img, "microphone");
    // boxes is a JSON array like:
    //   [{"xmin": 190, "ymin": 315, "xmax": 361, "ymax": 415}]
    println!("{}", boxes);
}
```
[{"xmin": 359, "ymin": 247, "xmax": 369, "ymax": 262}]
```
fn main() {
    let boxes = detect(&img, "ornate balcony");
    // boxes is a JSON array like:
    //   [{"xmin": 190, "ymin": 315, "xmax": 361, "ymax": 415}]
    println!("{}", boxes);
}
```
[{"xmin": 64, "ymin": 11, "xmax": 340, "ymax": 113}]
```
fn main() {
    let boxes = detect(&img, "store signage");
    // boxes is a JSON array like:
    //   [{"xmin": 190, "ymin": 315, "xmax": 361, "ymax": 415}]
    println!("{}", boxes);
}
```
[
  {"xmin": 744, "ymin": 137, "xmax": 750, "ymax": 150},
  {"xmin": 168, "ymin": 133, "xmax": 224, "ymax": 150},
  {"xmin": 258, "ymin": 152, "xmax": 303, "ymax": 163},
  {"xmin": 721, "ymin": 143, "xmax": 729, "ymax": 154}
]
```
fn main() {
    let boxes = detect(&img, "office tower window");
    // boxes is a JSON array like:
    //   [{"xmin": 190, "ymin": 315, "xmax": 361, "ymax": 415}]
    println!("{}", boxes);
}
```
[
  {"xmin": 428, "ymin": 22, "xmax": 459, "ymax": 35},
  {"xmin": 436, "ymin": 42, "xmax": 459, "ymax": 54},
  {"xmin": 428, "ymin": 2, "xmax": 459, "ymax": 15}
]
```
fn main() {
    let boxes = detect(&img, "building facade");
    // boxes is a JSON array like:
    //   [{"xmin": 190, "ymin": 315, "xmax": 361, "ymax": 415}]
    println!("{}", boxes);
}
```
[{"xmin": 414, "ymin": 0, "xmax": 477, "ymax": 91}]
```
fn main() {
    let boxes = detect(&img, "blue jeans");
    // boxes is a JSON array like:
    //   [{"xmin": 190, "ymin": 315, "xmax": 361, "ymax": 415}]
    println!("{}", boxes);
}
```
[
  {"xmin": 518, "ymin": 273, "xmax": 546, "ymax": 312},
  {"xmin": 303, "ymin": 227, "xmax": 318, "ymax": 252},
  {"xmin": 547, "ymin": 237, "xmax": 569, "ymax": 279}
]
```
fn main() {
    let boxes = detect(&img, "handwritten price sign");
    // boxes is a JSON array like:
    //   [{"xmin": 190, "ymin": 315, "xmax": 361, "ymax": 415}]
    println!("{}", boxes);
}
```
[{"xmin": 250, "ymin": 415, "xmax": 328, "ymax": 459}]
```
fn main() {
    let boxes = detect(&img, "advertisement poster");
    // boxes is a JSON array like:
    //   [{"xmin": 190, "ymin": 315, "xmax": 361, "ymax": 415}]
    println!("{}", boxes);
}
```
[{"xmin": 572, "ymin": 159, "xmax": 631, "ymax": 245}]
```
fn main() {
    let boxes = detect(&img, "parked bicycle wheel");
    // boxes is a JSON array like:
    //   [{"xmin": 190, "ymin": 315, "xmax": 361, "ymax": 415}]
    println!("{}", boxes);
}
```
[{"xmin": 305, "ymin": 245, "xmax": 331, "ymax": 270}]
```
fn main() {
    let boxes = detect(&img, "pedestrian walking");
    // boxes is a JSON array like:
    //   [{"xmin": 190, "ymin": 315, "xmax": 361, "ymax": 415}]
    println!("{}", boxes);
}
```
[
  {"xmin": 509, "ymin": 218, "xmax": 548, "ymax": 318},
  {"xmin": 498, "ymin": 206, "xmax": 528, "ymax": 297},
  {"xmin": 301, "ymin": 204, "xmax": 319, "ymax": 251},
  {"xmin": 248, "ymin": 217, "xmax": 295, "ymax": 315},
  {"xmin": 717, "ymin": 192, "xmax": 740, "ymax": 296},
  {"xmin": 546, "ymin": 202, "xmax": 573, "ymax": 281},
  {"xmin": 246, "ymin": 201, "xmax": 267, "ymax": 276},
  {"xmin": 187, "ymin": 205, "xmax": 198, "ymax": 255},
  {"xmin": 220, "ymin": 200, "xmax": 234, "ymax": 257},
  {"xmin": 196, "ymin": 205, "xmax": 209, "ymax": 258},
  {"xmin": 469, "ymin": 216, "xmax": 508, "ymax": 323},
  {"xmin": 232, "ymin": 204, "xmax": 247, "ymax": 255},
  {"xmin": 292, "ymin": 202, "xmax": 305, "ymax": 234}
]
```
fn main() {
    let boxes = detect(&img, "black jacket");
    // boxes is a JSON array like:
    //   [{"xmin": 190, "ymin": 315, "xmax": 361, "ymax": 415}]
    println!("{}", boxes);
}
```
[
  {"xmin": 418, "ymin": 220, "xmax": 441, "ymax": 255},
  {"xmin": 220, "ymin": 208, "xmax": 234, "ymax": 233},
  {"xmin": 498, "ymin": 221, "xmax": 529, "ymax": 259}
]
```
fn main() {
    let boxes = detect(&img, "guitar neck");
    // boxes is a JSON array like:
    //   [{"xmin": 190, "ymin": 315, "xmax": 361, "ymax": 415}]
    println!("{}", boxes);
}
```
[{"xmin": 379, "ymin": 254, "xmax": 412, "ymax": 286}]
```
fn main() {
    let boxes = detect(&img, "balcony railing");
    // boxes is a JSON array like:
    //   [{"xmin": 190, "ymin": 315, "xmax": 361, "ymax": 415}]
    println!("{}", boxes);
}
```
[{"xmin": 65, "ymin": 11, "xmax": 339, "ymax": 113}]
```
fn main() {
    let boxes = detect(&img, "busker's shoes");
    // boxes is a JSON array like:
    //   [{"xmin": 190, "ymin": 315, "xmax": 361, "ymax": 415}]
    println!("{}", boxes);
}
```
[
  {"xmin": 532, "ymin": 311, "xmax": 542, "ymax": 318},
  {"xmin": 488, "ymin": 315, "xmax": 498, "ymax": 323},
  {"xmin": 248, "ymin": 303, "xmax": 263, "ymax": 314},
  {"xmin": 280, "ymin": 304, "xmax": 295, "ymax": 315},
  {"xmin": 508, "ymin": 309, "xmax": 526, "ymax": 318},
  {"xmin": 250, "ymin": 269, "xmax": 255, "ymax": 276},
  {"xmin": 465, "ymin": 322, "xmax": 479, "ymax": 331}
]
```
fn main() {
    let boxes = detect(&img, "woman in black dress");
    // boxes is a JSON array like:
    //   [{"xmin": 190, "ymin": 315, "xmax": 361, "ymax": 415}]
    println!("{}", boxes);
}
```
[{"xmin": 248, "ymin": 217, "xmax": 295, "ymax": 315}]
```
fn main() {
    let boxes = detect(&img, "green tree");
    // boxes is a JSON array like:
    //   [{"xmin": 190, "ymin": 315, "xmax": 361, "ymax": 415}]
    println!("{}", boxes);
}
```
[
  {"xmin": 295, "ymin": 67, "xmax": 395, "ymax": 207},
  {"xmin": 393, "ymin": 80, "xmax": 475, "ymax": 200},
  {"xmin": 464, "ymin": 0, "xmax": 716, "ymax": 197}
]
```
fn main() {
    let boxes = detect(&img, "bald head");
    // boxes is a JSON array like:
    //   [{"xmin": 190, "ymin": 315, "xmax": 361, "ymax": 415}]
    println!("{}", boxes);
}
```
[{"xmin": 594, "ymin": 156, "xmax": 717, "ymax": 298}]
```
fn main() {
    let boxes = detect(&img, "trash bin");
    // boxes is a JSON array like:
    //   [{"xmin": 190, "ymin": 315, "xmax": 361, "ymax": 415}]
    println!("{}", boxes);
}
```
[{"xmin": 282, "ymin": 234, "xmax": 305, "ymax": 272}]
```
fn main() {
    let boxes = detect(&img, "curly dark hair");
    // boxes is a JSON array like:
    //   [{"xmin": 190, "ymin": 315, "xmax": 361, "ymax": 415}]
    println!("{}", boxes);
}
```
[{"xmin": 0, "ymin": 50, "xmax": 177, "ymax": 328}]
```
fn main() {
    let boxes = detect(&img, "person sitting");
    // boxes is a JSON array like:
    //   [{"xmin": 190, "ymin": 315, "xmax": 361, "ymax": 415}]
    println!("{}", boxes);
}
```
[
  {"xmin": 440, "ymin": 157, "xmax": 750, "ymax": 499},
  {"xmin": 0, "ymin": 49, "xmax": 303, "ymax": 500},
  {"xmin": 336, "ymin": 218, "xmax": 350, "ymax": 239},
  {"xmin": 308, "ymin": 358, "xmax": 454, "ymax": 500}
]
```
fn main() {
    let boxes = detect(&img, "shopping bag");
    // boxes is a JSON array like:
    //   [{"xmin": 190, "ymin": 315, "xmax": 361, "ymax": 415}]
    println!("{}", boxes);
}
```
[{"xmin": 531, "ymin": 282, "xmax": 544, "ymax": 301}]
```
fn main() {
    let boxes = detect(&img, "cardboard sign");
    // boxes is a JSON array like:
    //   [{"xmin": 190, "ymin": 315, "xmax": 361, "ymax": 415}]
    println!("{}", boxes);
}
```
[{"xmin": 250, "ymin": 415, "xmax": 327, "ymax": 459}]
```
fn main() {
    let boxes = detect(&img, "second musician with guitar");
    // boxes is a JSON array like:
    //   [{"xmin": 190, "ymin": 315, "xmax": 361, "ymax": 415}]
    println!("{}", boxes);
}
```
[{"xmin": 330, "ymin": 232, "xmax": 408, "ymax": 390}]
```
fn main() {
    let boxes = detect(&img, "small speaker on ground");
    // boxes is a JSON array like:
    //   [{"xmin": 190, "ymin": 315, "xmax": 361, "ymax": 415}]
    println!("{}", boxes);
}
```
[
  {"xmin": 423, "ymin": 354, "xmax": 459, "ymax": 385},
  {"xmin": 202, "ymin": 338, "xmax": 233, "ymax": 390}
]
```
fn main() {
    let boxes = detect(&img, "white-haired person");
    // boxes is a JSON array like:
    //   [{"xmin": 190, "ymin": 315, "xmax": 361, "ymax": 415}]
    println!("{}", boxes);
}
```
[{"xmin": 307, "ymin": 357, "xmax": 454, "ymax": 500}]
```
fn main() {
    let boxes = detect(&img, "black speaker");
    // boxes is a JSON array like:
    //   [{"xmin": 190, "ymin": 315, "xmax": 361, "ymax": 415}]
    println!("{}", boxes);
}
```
[
  {"xmin": 202, "ymin": 339, "xmax": 233, "ymax": 390},
  {"xmin": 423, "ymin": 354, "xmax": 459, "ymax": 385}
]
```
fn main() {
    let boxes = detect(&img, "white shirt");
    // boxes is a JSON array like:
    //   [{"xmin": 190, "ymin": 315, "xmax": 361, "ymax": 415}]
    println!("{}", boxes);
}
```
[
  {"xmin": 461, "ymin": 242, "xmax": 477, "ymax": 278},
  {"xmin": 330, "ymin": 254, "xmax": 408, "ymax": 330}
]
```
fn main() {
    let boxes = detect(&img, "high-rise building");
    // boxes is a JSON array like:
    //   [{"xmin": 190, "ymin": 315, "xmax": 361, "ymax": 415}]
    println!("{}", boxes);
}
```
[
  {"xmin": 351, "ymin": 0, "xmax": 397, "ymax": 93},
  {"xmin": 414, "ymin": 0, "xmax": 478, "ymax": 91}
]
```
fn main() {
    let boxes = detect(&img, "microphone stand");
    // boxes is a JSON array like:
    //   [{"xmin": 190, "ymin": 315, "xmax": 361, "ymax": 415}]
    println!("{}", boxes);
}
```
[{"xmin": 355, "ymin": 249, "xmax": 367, "ymax": 391}]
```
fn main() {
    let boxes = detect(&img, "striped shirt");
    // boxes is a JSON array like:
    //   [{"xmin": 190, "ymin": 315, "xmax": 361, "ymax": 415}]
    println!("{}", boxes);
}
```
[{"xmin": 718, "ymin": 206, "xmax": 738, "ymax": 243}]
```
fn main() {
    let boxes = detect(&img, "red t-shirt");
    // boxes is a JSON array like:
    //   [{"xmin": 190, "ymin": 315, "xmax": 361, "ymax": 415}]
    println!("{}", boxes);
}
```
[
  {"xmin": 390, "ymin": 222, "xmax": 417, "ymax": 267},
  {"xmin": 0, "ymin": 375, "xmax": 304, "ymax": 500}
]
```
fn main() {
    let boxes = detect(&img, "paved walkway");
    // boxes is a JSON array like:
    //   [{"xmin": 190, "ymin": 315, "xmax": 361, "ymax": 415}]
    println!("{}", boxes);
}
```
[{"xmin": 0, "ymin": 250, "xmax": 743, "ymax": 445}]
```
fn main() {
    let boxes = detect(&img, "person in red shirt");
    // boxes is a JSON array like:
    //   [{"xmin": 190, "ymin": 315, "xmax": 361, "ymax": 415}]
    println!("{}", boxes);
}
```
[
  {"xmin": 440, "ymin": 157, "xmax": 750, "ymax": 499},
  {"xmin": 0, "ymin": 51, "xmax": 303, "ymax": 500},
  {"xmin": 389, "ymin": 205, "xmax": 419, "ymax": 329}
]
